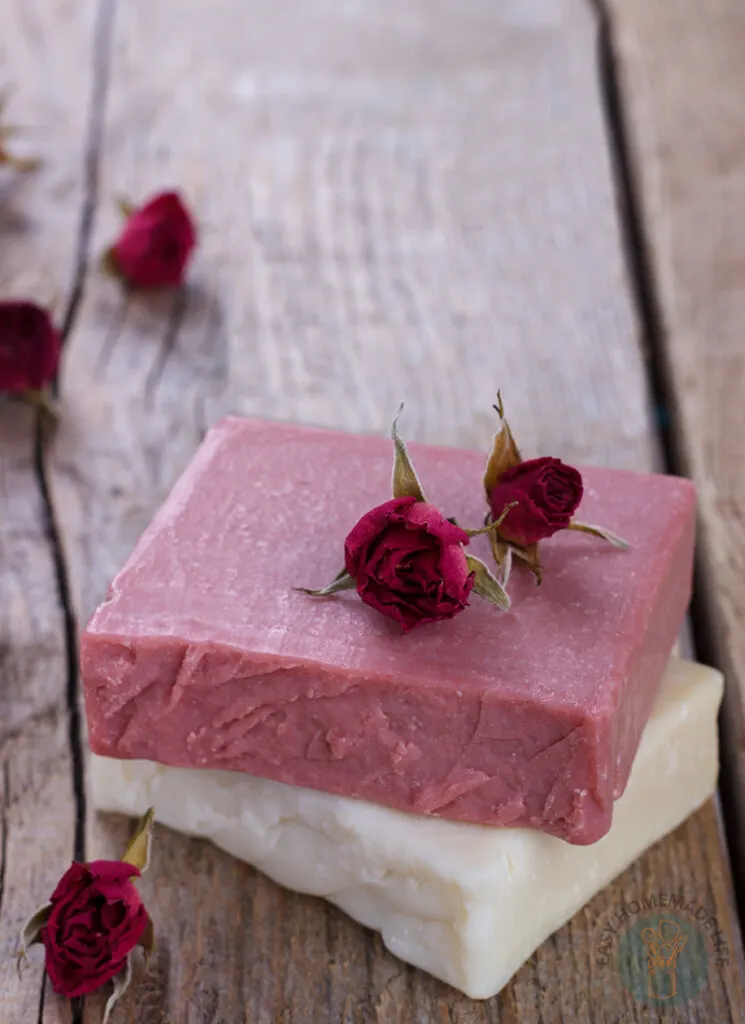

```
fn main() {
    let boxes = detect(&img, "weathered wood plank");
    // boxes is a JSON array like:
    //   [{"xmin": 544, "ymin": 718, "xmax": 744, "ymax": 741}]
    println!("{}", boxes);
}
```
[
  {"xmin": 0, "ymin": 2, "xmax": 105, "ymax": 1021},
  {"xmin": 0, "ymin": 0, "xmax": 739, "ymax": 1021},
  {"xmin": 0, "ymin": 408, "xmax": 72, "ymax": 1024},
  {"xmin": 605, "ymin": 0, "xmax": 745, "ymax": 896}
]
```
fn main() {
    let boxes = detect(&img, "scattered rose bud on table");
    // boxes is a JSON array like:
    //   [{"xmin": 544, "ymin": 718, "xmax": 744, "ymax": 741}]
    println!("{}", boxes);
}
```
[
  {"xmin": 19, "ymin": 809, "xmax": 155, "ymax": 1024},
  {"xmin": 41, "ymin": 861, "xmax": 149, "ymax": 998},
  {"xmin": 103, "ymin": 190, "xmax": 197, "ymax": 289},
  {"xmin": 0, "ymin": 300, "xmax": 60, "ymax": 414}
]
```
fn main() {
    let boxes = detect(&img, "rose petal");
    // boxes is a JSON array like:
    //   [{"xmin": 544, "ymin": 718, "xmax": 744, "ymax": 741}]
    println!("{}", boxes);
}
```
[
  {"xmin": 344, "ymin": 497, "xmax": 417, "ymax": 577},
  {"xmin": 87, "ymin": 860, "xmax": 142, "ymax": 886},
  {"xmin": 48, "ymin": 863, "xmax": 90, "ymax": 904},
  {"xmin": 396, "ymin": 500, "xmax": 470, "ymax": 546}
]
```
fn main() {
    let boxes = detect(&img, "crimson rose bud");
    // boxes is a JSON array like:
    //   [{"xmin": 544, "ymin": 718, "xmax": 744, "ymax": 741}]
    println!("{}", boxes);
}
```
[
  {"xmin": 489, "ymin": 456, "xmax": 583, "ymax": 547},
  {"xmin": 41, "ymin": 860, "xmax": 148, "ymax": 998},
  {"xmin": 110, "ymin": 190, "xmax": 196, "ymax": 288},
  {"xmin": 0, "ymin": 301, "xmax": 60, "ymax": 393},
  {"xmin": 344, "ymin": 496, "xmax": 474, "ymax": 632}
]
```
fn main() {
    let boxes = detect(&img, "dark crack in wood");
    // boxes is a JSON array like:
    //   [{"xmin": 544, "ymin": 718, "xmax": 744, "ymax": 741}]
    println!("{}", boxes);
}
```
[
  {"xmin": 44, "ymin": 0, "xmax": 117, "ymax": 860},
  {"xmin": 33, "ymin": 416, "xmax": 86, "ymax": 864},
  {"xmin": 589, "ymin": 0, "xmax": 672, "ymax": 461},
  {"xmin": 36, "ymin": 971, "xmax": 46, "ymax": 1024},
  {"xmin": 0, "ymin": 762, "xmax": 8, "ymax": 923},
  {"xmin": 59, "ymin": 0, "xmax": 118, "ymax": 346},
  {"xmin": 30, "ymin": 1, "xmax": 118, "ymax": 1020}
]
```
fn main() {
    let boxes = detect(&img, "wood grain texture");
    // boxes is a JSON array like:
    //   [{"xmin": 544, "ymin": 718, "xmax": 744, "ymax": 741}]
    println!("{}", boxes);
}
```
[
  {"xmin": 0, "ymin": 2, "xmax": 101, "ymax": 1019},
  {"xmin": 0, "ymin": 407, "xmax": 74, "ymax": 1024},
  {"xmin": 605, "ymin": 0, "xmax": 745, "ymax": 893},
  {"xmin": 0, "ymin": 0, "xmax": 743, "ymax": 1021}
]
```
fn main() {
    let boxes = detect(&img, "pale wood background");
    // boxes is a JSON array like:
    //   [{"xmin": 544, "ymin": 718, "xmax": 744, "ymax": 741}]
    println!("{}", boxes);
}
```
[{"xmin": 1, "ymin": 0, "xmax": 744, "ymax": 1022}]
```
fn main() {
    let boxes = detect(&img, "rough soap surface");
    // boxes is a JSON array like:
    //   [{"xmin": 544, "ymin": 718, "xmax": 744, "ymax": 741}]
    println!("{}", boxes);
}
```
[
  {"xmin": 90, "ymin": 659, "xmax": 723, "ymax": 998},
  {"xmin": 82, "ymin": 418, "xmax": 696, "ymax": 843}
]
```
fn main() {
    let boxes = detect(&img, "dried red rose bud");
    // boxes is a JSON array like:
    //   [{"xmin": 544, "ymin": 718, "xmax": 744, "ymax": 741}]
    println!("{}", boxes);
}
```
[
  {"xmin": 482, "ymin": 394, "xmax": 628, "ymax": 583},
  {"xmin": 41, "ymin": 860, "xmax": 148, "ymax": 998},
  {"xmin": 298, "ymin": 408, "xmax": 512, "ymax": 628},
  {"xmin": 489, "ymin": 457, "xmax": 583, "ymax": 547},
  {"xmin": 343, "ymin": 496, "xmax": 475, "ymax": 632},
  {"xmin": 19, "ymin": 809, "xmax": 155, "ymax": 1024},
  {"xmin": 106, "ymin": 190, "xmax": 196, "ymax": 288},
  {"xmin": 0, "ymin": 300, "xmax": 60, "ymax": 394}
]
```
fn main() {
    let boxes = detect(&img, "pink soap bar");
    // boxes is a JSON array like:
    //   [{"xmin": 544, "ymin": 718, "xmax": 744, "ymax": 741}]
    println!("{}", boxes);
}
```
[{"xmin": 81, "ymin": 418, "xmax": 695, "ymax": 844}]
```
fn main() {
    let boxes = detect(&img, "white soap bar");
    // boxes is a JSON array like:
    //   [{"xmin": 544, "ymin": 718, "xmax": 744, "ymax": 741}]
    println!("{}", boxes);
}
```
[{"xmin": 91, "ymin": 659, "xmax": 722, "ymax": 999}]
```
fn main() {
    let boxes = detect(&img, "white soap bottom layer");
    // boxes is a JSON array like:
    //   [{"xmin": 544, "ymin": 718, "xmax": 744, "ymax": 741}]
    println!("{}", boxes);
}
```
[{"xmin": 91, "ymin": 658, "xmax": 722, "ymax": 999}]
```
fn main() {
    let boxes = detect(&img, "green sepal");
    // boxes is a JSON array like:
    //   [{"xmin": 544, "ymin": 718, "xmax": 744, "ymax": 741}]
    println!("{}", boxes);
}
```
[
  {"xmin": 17, "ymin": 903, "xmax": 52, "ymax": 974},
  {"xmin": 465, "ymin": 501, "xmax": 518, "ymax": 538},
  {"xmin": 295, "ymin": 568, "xmax": 356, "ymax": 597},
  {"xmin": 482, "ymin": 391, "xmax": 522, "ymax": 501},
  {"xmin": 466, "ymin": 554, "xmax": 511, "ymax": 611},
  {"xmin": 510, "ymin": 542, "xmax": 542, "ymax": 585},
  {"xmin": 122, "ymin": 807, "xmax": 155, "ymax": 873},
  {"xmin": 568, "ymin": 521, "xmax": 629, "ymax": 549},
  {"xmin": 116, "ymin": 196, "xmax": 136, "ymax": 219},
  {"xmin": 489, "ymin": 534, "xmax": 513, "ymax": 587},
  {"xmin": 17, "ymin": 388, "xmax": 58, "ymax": 420},
  {"xmin": 100, "ymin": 246, "xmax": 124, "ymax": 281},
  {"xmin": 391, "ymin": 406, "xmax": 426, "ymax": 502},
  {"xmin": 103, "ymin": 954, "xmax": 133, "ymax": 1024}
]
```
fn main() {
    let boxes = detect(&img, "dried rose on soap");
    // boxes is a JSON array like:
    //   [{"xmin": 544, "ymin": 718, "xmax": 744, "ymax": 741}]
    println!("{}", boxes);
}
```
[
  {"xmin": 19, "ymin": 809, "xmax": 155, "ymax": 1024},
  {"xmin": 488, "ymin": 457, "xmax": 583, "ymax": 547},
  {"xmin": 343, "ymin": 497, "xmax": 475, "ymax": 632},
  {"xmin": 483, "ymin": 393, "xmax": 628, "ymax": 583},
  {"xmin": 300, "ymin": 409, "xmax": 513, "ymax": 630},
  {"xmin": 0, "ymin": 300, "xmax": 60, "ymax": 400},
  {"xmin": 105, "ymin": 190, "xmax": 196, "ymax": 288}
]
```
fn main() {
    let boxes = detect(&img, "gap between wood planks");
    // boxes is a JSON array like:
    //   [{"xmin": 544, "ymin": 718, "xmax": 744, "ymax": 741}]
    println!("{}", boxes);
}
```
[
  {"xmin": 0, "ymin": 764, "xmax": 7, "ymax": 925},
  {"xmin": 591, "ymin": 0, "xmax": 745, "ymax": 928}
]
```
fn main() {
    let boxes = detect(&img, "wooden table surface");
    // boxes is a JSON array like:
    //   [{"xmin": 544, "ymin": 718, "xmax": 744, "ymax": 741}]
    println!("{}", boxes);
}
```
[{"xmin": 2, "ymin": 1, "xmax": 745, "ymax": 1021}]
